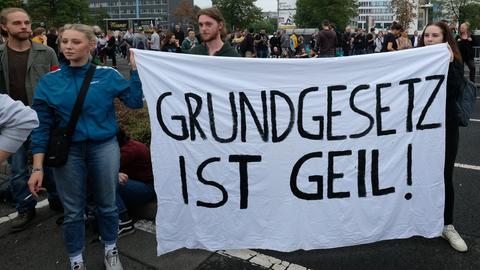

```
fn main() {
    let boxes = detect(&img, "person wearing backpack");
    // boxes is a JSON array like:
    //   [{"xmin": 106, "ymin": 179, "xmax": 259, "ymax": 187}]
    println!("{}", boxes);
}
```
[
  {"xmin": 419, "ymin": 21, "xmax": 470, "ymax": 253},
  {"xmin": 133, "ymin": 27, "xmax": 147, "ymax": 50}
]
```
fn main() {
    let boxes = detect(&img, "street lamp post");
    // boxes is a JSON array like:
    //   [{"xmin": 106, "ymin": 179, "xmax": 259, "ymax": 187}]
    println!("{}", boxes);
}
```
[{"xmin": 420, "ymin": 1, "xmax": 433, "ymax": 28}]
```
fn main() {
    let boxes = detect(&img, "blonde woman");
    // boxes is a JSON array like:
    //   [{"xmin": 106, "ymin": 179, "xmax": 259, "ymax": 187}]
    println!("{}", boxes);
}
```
[{"xmin": 28, "ymin": 24, "xmax": 143, "ymax": 270}]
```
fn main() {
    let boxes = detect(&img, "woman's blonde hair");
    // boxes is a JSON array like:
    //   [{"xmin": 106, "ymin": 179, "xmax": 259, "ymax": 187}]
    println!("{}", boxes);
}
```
[{"xmin": 62, "ymin": 23, "xmax": 96, "ymax": 43}]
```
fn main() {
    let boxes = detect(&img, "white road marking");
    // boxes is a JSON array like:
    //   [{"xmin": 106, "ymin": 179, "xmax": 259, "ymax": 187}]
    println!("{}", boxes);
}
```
[
  {"xmin": 455, "ymin": 163, "xmax": 480, "ymax": 171},
  {"xmin": 134, "ymin": 220, "xmax": 311, "ymax": 270},
  {"xmin": 219, "ymin": 250, "xmax": 312, "ymax": 270},
  {"xmin": 471, "ymin": 119, "xmax": 480, "ymax": 122},
  {"xmin": 0, "ymin": 199, "xmax": 49, "ymax": 225}
]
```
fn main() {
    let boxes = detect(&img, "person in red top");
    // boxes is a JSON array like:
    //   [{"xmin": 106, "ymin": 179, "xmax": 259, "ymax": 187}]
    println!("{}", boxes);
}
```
[{"xmin": 115, "ymin": 128, "xmax": 156, "ymax": 236}]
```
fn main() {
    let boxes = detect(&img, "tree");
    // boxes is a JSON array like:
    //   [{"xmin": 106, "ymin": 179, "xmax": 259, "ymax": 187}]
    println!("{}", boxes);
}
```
[
  {"xmin": 444, "ymin": 0, "xmax": 469, "ymax": 23},
  {"xmin": 430, "ymin": 0, "xmax": 478, "ymax": 30},
  {"xmin": 460, "ymin": 2, "xmax": 480, "ymax": 30},
  {"xmin": 212, "ymin": 0, "xmax": 262, "ymax": 30},
  {"xmin": 173, "ymin": 0, "xmax": 197, "ymax": 27},
  {"xmin": 249, "ymin": 18, "xmax": 277, "ymax": 34},
  {"xmin": 294, "ymin": 0, "xmax": 357, "ymax": 30},
  {"xmin": 26, "ymin": 0, "xmax": 91, "ymax": 28},
  {"xmin": 391, "ymin": 0, "xmax": 417, "ymax": 31},
  {"xmin": 0, "ymin": 0, "xmax": 25, "ymax": 10}
]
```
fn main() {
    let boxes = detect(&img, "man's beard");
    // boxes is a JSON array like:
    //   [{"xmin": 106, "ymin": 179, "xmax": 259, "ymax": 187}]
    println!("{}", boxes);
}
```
[
  {"xmin": 9, "ymin": 31, "xmax": 31, "ymax": 41},
  {"xmin": 201, "ymin": 32, "xmax": 218, "ymax": 43}
]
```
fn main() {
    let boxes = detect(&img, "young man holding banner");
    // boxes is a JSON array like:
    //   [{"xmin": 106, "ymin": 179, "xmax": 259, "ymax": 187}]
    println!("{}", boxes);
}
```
[{"xmin": 189, "ymin": 8, "xmax": 239, "ymax": 57}]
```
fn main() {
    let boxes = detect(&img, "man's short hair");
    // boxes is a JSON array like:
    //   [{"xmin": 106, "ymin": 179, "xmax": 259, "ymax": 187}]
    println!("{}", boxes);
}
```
[
  {"xmin": 197, "ymin": 7, "xmax": 227, "ymax": 39},
  {"xmin": 33, "ymin": 27, "xmax": 45, "ymax": 37},
  {"xmin": 370, "ymin": 27, "xmax": 375, "ymax": 32},
  {"xmin": 391, "ymin": 23, "xmax": 403, "ymax": 31},
  {"xmin": 322, "ymin": 20, "xmax": 330, "ymax": 27},
  {"xmin": 0, "ymin": 7, "xmax": 29, "ymax": 25}
]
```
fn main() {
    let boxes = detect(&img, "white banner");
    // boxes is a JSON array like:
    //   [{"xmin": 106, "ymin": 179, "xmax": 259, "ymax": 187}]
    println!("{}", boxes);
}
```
[{"xmin": 134, "ymin": 44, "xmax": 450, "ymax": 256}]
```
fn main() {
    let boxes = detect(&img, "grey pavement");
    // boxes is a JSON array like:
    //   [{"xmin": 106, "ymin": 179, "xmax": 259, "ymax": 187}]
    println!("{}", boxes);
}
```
[{"xmin": 0, "ymin": 55, "xmax": 479, "ymax": 270}]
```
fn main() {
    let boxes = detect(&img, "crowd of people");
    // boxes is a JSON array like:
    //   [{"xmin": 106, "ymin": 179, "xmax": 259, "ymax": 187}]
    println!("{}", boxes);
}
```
[
  {"xmin": 0, "ymin": 5, "xmax": 478, "ymax": 270},
  {"xmin": 81, "ymin": 18, "xmax": 476, "ymax": 82}
]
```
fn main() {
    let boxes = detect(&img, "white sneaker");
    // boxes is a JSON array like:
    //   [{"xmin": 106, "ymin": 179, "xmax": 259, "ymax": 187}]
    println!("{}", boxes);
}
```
[
  {"xmin": 442, "ymin": 224, "xmax": 468, "ymax": 252},
  {"xmin": 104, "ymin": 248, "xmax": 123, "ymax": 270}
]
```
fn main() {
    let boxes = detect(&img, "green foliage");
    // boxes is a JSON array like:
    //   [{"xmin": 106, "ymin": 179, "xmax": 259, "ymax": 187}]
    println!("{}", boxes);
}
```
[
  {"xmin": 26, "ymin": 0, "xmax": 91, "ymax": 28},
  {"xmin": 212, "ymin": 0, "xmax": 263, "ymax": 30},
  {"xmin": 248, "ymin": 18, "xmax": 277, "ymax": 34},
  {"xmin": 461, "ymin": 2, "xmax": 480, "ymax": 31},
  {"xmin": 115, "ymin": 100, "xmax": 151, "ymax": 146},
  {"xmin": 0, "ymin": 0, "xmax": 25, "ymax": 10},
  {"xmin": 294, "ymin": 0, "xmax": 357, "ymax": 30}
]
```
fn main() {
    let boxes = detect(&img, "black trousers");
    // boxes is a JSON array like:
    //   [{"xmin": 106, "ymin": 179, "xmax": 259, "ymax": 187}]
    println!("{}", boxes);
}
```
[
  {"xmin": 108, "ymin": 49, "xmax": 117, "ymax": 67},
  {"xmin": 465, "ymin": 59, "xmax": 476, "ymax": 83},
  {"xmin": 444, "ymin": 124, "xmax": 459, "ymax": 225}
]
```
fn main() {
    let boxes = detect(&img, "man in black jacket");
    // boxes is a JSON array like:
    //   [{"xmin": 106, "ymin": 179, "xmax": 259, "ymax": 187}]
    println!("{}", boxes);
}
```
[
  {"xmin": 240, "ymin": 28, "xmax": 254, "ymax": 57},
  {"xmin": 316, "ymin": 20, "xmax": 337, "ymax": 57}
]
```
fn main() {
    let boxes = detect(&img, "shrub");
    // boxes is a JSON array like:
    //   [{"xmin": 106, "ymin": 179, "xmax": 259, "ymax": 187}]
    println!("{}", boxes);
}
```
[{"xmin": 115, "ymin": 99, "xmax": 151, "ymax": 145}]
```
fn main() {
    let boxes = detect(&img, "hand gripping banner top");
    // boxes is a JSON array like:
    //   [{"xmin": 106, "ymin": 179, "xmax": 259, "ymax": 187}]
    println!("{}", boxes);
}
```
[{"xmin": 133, "ymin": 44, "xmax": 450, "ymax": 256}]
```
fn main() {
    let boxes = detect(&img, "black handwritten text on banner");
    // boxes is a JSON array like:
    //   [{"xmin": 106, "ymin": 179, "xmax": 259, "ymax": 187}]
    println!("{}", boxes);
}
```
[{"xmin": 134, "ymin": 44, "xmax": 450, "ymax": 255}]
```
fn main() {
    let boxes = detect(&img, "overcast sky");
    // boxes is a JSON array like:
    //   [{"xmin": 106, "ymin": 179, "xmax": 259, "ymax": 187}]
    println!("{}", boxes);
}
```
[{"xmin": 194, "ymin": 0, "xmax": 277, "ymax": 12}]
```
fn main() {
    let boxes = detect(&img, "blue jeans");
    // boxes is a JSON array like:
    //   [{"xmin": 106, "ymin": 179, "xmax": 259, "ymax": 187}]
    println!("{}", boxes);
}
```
[
  {"xmin": 8, "ymin": 141, "xmax": 58, "ymax": 213},
  {"xmin": 117, "ymin": 179, "xmax": 155, "ymax": 216},
  {"xmin": 8, "ymin": 142, "xmax": 36, "ymax": 213},
  {"xmin": 52, "ymin": 138, "xmax": 119, "ymax": 257},
  {"xmin": 256, "ymin": 48, "xmax": 268, "ymax": 58}
]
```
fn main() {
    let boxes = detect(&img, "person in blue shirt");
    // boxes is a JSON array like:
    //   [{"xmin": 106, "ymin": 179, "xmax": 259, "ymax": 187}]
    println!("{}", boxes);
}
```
[{"xmin": 27, "ymin": 23, "xmax": 143, "ymax": 270}]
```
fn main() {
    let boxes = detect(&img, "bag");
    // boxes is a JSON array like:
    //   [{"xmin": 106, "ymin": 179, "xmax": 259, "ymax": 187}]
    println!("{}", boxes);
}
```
[
  {"xmin": 136, "ymin": 38, "xmax": 145, "ymax": 50},
  {"xmin": 44, "ymin": 127, "xmax": 70, "ymax": 167},
  {"xmin": 44, "ymin": 65, "xmax": 96, "ymax": 167},
  {"xmin": 456, "ymin": 79, "xmax": 477, "ymax": 127}
]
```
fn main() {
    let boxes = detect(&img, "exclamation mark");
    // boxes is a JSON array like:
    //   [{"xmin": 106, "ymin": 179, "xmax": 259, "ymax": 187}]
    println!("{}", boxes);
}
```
[{"xmin": 405, "ymin": 144, "xmax": 413, "ymax": 200}]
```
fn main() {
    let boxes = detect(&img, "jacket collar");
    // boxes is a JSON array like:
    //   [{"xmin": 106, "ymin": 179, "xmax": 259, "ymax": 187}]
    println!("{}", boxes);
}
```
[
  {"xmin": 0, "ymin": 40, "xmax": 47, "ymax": 52},
  {"xmin": 200, "ymin": 42, "xmax": 232, "ymax": 55},
  {"xmin": 60, "ymin": 61, "xmax": 92, "ymax": 73}
]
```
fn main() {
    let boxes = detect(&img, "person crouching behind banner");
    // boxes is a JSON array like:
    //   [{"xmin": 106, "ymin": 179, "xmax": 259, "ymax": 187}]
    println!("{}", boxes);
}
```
[
  {"xmin": 28, "ymin": 24, "xmax": 143, "ymax": 270},
  {"xmin": 115, "ymin": 128, "xmax": 155, "ymax": 237},
  {"xmin": 419, "ymin": 21, "xmax": 467, "ymax": 252}
]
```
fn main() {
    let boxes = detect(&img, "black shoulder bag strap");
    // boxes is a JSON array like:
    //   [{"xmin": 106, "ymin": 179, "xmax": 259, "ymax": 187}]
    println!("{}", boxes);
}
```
[{"xmin": 65, "ymin": 64, "xmax": 96, "ymax": 136}]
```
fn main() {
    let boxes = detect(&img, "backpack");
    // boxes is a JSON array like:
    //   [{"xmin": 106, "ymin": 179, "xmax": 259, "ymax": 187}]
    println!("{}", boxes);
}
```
[
  {"xmin": 456, "ymin": 79, "xmax": 477, "ymax": 127},
  {"xmin": 136, "ymin": 38, "xmax": 145, "ymax": 50}
]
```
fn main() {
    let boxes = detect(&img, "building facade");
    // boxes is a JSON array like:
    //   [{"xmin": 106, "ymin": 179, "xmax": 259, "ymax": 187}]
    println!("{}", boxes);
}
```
[
  {"xmin": 356, "ymin": 0, "xmax": 436, "ymax": 32},
  {"xmin": 356, "ymin": 0, "xmax": 394, "ymax": 30},
  {"xmin": 89, "ymin": 0, "xmax": 188, "ymax": 31}
]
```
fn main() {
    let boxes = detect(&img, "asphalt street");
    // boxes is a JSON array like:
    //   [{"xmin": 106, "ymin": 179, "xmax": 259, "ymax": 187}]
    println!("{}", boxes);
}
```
[{"xmin": 0, "ymin": 55, "xmax": 479, "ymax": 270}]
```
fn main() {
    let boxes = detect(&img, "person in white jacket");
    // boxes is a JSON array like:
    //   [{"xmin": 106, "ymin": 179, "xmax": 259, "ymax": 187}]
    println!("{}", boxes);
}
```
[{"xmin": 0, "ymin": 94, "xmax": 38, "ymax": 163}]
